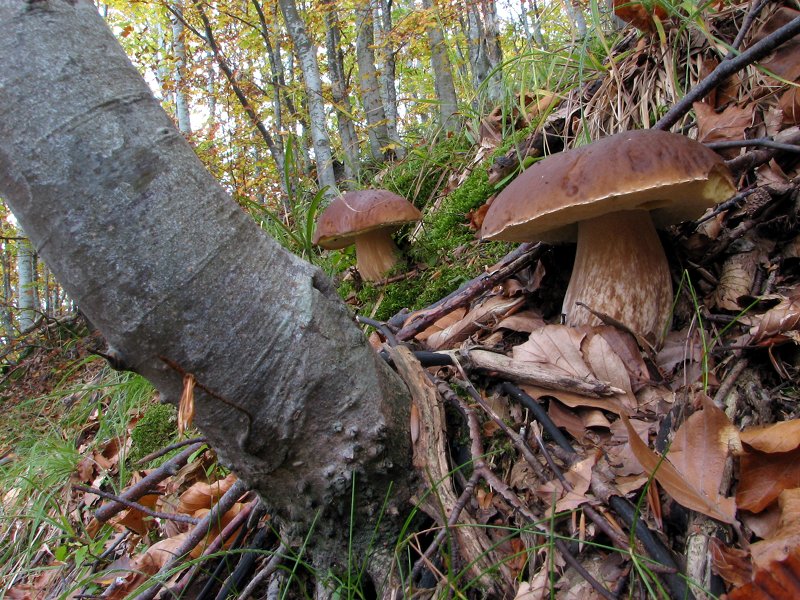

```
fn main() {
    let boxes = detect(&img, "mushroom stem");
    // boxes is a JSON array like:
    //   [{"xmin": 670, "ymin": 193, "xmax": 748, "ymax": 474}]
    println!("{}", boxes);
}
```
[
  {"xmin": 562, "ymin": 210, "xmax": 672, "ymax": 346},
  {"xmin": 354, "ymin": 230, "xmax": 401, "ymax": 282}
]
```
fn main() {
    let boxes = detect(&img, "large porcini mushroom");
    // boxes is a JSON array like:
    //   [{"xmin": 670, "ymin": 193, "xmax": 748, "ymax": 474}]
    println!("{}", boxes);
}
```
[
  {"xmin": 313, "ymin": 189, "xmax": 422, "ymax": 282},
  {"xmin": 480, "ymin": 129, "xmax": 735, "ymax": 346}
]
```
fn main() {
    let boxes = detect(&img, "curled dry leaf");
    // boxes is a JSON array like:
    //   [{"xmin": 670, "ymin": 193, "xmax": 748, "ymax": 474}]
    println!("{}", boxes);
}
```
[
  {"xmin": 425, "ymin": 295, "xmax": 525, "ymax": 350},
  {"xmin": 741, "ymin": 419, "xmax": 800, "ymax": 454},
  {"xmin": 726, "ymin": 542, "xmax": 800, "ymax": 600},
  {"xmin": 746, "ymin": 294, "xmax": 800, "ymax": 347},
  {"xmin": 621, "ymin": 410, "xmax": 736, "ymax": 523},
  {"xmin": 177, "ymin": 472, "xmax": 237, "ymax": 514},
  {"xmin": 694, "ymin": 102, "xmax": 754, "ymax": 152},
  {"xmin": 737, "ymin": 446, "xmax": 800, "ymax": 513},
  {"xmin": 749, "ymin": 488, "xmax": 800, "ymax": 571}
]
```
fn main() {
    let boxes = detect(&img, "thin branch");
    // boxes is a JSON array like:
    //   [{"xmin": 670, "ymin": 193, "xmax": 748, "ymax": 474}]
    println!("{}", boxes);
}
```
[
  {"xmin": 728, "ymin": 0, "xmax": 771, "ymax": 54},
  {"xmin": 131, "ymin": 478, "xmax": 249, "ymax": 600},
  {"xmin": 655, "ymin": 15, "xmax": 800, "ymax": 131},
  {"xmin": 706, "ymin": 137, "xmax": 800, "ymax": 153},
  {"xmin": 94, "ymin": 441, "xmax": 205, "ymax": 522},
  {"xmin": 74, "ymin": 484, "xmax": 200, "ymax": 525},
  {"xmin": 135, "ymin": 437, "xmax": 207, "ymax": 466}
]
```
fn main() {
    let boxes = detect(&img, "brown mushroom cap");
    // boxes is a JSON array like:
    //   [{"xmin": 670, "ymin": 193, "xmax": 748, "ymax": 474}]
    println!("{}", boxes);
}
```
[
  {"xmin": 313, "ymin": 190, "xmax": 422, "ymax": 250},
  {"xmin": 481, "ymin": 129, "xmax": 735, "ymax": 243}
]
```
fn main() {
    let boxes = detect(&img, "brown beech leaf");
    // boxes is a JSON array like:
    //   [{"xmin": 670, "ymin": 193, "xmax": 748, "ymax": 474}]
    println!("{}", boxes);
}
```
[
  {"xmin": 741, "ymin": 420, "xmax": 800, "ymax": 454},
  {"xmin": 177, "ymin": 472, "xmax": 237, "ymax": 515},
  {"xmin": 667, "ymin": 395, "xmax": 741, "ymax": 507},
  {"xmin": 750, "ymin": 489, "xmax": 800, "ymax": 571},
  {"xmin": 524, "ymin": 385, "xmax": 625, "ymax": 415},
  {"xmin": 749, "ymin": 7, "xmax": 800, "ymax": 82},
  {"xmin": 582, "ymin": 333, "xmax": 637, "ymax": 412},
  {"xmin": 780, "ymin": 85, "xmax": 800, "ymax": 126},
  {"xmin": 737, "ymin": 447, "xmax": 800, "ymax": 513},
  {"xmin": 493, "ymin": 309, "xmax": 546, "ymax": 334},
  {"xmin": 711, "ymin": 538, "xmax": 753, "ymax": 587},
  {"xmin": 621, "ymin": 414, "xmax": 736, "ymax": 523},
  {"xmin": 726, "ymin": 543, "xmax": 800, "ymax": 600},
  {"xmin": 747, "ymin": 294, "xmax": 800, "ymax": 347},
  {"xmin": 513, "ymin": 325, "xmax": 593, "ymax": 380},
  {"xmin": 613, "ymin": 0, "xmax": 667, "ymax": 32},
  {"xmin": 694, "ymin": 102, "xmax": 754, "ymax": 148},
  {"xmin": 415, "ymin": 307, "xmax": 467, "ymax": 342}
]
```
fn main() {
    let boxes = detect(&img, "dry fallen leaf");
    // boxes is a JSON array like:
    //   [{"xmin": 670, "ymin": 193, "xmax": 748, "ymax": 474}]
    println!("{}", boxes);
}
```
[
  {"xmin": 694, "ymin": 102, "xmax": 754, "ymax": 152},
  {"xmin": 746, "ymin": 293, "xmax": 800, "ymax": 347},
  {"xmin": 741, "ymin": 419, "xmax": 800, "ymax": 454},
  {"xmin": 513, "ymin": 325, "xmax": 594, "ymax": 381},
  {"xmin": 726, "ymin": 542, "xmax": 800, "ymax": 600},
  {"xmin": 622, "ymin": 411, "xmax": 736, "ymax": 523},
  {"xmin": 750, "ymin": 488, "xmax": 800, "ymax": 571},
  {"xmin": 737, "ymin": 446, "xmax": 800, "ymax": 513},
  {"xmin": 582, "ymin": 333, "xmax": 637, "ymax": 412}
]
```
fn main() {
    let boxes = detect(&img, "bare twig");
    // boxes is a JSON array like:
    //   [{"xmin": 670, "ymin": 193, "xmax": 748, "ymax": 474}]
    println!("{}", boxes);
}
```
[
  {"xmin": 655, "ymin": 15, "xmax": 800, "ymax": 131},
  {"xmin": 131, "ymin": 478, "xmax": 249, "ymax": 600},
  {"xmin": 393, "ymin": 243, "xmax": 545, "ymax": 340},
  {"xmin": 94, "ymin": 441, "xmax": 205, "ymax": 523},
  {"xmin": 707, "ymin": 137, "xmax": 800, "ymax": 153},
  {"xmin": 74, "ymin": 484, "xmax": 200, "ymax": 525},
  {"xmin": 135, "ymin": 437, "xmax": 207, "ymax": 466},
  {"xmin": 728, "ymin": 0, "xmax": 771, "ymax": 54}
]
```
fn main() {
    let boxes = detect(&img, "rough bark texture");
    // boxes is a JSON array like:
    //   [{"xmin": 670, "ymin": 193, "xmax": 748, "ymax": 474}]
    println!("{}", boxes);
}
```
[
  {"xmin": 0, "ymin": 0, "xmax": 411, "ymax": 569},
  {"xmin": 421, "ymin": 0, "xmax": 459, "ymax": 131}
]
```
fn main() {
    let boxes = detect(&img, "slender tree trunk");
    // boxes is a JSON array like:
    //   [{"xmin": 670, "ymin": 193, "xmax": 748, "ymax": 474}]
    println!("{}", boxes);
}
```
[
  {"xmin": 420, "ymin": 0, "xmax": 459, "ymax": 131},
  {"xmin": 355, "ymin": 3, "xmax": 392, "ymax": 161},
  {"xmin": 170, "ymin": 2, "xmax": 192, "ymax": 135},
  {"xmin": 375, "ymin": 0, "xmax": 404, "ymax": 158},
  {"xmin": 0, "ymin": 0, "xmax": 410, "ymax": 573},
  {"xmin": 527, "ymin": 0, "xmax": 547, "ymax": 48},
  {"xmin": 278, "ymin": 0, "xmax": 339, "ymax": 196},
  {"xmin": 1, "ymin": 243, "xmax": 14, "ymax": 340},
  {"xmin": 323, "ymin": 1, "xmax": 361, "ymax": 182},
  {"xmin": 251, "ymin": 0, "xmax": 293, "ymax": 199},
  {"xmin": 463, "ymin": 0, "xmax": 503, "ymax": 104},
  {"xmin": 16, "ymin": 236, "xmax": 35, "ymax": 332}
]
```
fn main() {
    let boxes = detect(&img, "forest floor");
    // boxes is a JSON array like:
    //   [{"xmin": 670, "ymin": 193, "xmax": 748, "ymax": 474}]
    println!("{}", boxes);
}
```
[{"xmin": 2, "ymin": 2, "xmax": 800, "ymax": 599}]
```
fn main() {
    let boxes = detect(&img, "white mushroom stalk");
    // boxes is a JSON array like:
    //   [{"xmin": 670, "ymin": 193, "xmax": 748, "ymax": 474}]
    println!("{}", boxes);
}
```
[
  {"xmin": 354, "ymin": 229, "xmax": 401, "ymax": 282},
  {"xmin": 562, "ymin": 209, "xmax": 672, "ymax": 343}
]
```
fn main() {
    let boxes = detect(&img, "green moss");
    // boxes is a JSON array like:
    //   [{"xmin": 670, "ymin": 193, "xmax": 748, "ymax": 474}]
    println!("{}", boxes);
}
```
[{"xmin": 128, "ymin": 403, "xmax": 177, "ymax": 466}]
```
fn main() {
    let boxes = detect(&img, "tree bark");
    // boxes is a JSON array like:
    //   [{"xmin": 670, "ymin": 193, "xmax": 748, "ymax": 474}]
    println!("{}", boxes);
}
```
[
  {"xmin": 355, "ymin": 3, "xmax": 392, "ymax": 161},
  {"xmin": 169, "ymin": 2, "xmax": 192, "ymax": 135},
  {"xmin": 375, "ymin": 0, "xmax": 404, "ymax": 158},
  {"xmin": 277, "ymin": 0, "xmax": 339, "ymax": 197},
  {"xmin": 420, "ymin": 0, "xmax": 459, "ymax": 132},
  {"xmin": 0, "ymin": 0, "xmax": 411, "ymax": 572},
  {"xmin": 16, "ymin": 235, "xmax": 35, "ymax": 332},
  {"xmin": 323, "ymin": 1, "xmax": 361, "ymax": 182}
]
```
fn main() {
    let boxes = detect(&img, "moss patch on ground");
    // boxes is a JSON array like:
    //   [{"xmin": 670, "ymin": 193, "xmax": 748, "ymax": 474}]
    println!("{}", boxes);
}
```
[{"xmin": 128, "ymin": 402, "xmax": 177, "ymax": 466}]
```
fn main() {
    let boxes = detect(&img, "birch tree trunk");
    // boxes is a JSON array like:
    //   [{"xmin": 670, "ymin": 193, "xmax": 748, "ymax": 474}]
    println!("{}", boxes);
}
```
[
  {"xmin": 278, "ymin": 0, "xmax": 339, "ymax": 196},
  {"xmin": 375, "ymin": 0, "xmax": 404, "ymax": 158},
  {"xmin": 16, "ymin": 236, "xmax": 35, "ymax": 333},
  {"xmin": 463, "ymin": 0, "xmax": 503, "ymax": 104},
  {"xmin": 420, "ymin": 0, "xmax": 459, "ymax": 131},
  {"xmin": 355, "ymin": 3, "xmax": 392, "ymax": 161},
  {"xmin": 323, "ymin": 2, "xmax": 361, "ymax": 182},
  {"xmin": 1, "ymin": 243, "xmax": 13, "ymax": 341},
  {"xmin": 0, "ymin": 0, "xmax": 411, "ymax": 574},
  {"xmin": 169, "ymin": 2, "xmax": 192, "ymax": 135}
]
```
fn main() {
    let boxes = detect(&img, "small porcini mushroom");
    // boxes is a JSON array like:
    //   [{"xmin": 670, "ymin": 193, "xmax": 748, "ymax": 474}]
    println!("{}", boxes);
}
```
[
  {"xmin": 481, "ymin": 129, "xmax": 735, "ymax": 346},
  {"xmin": 313, "ymin": 189, "xmax": 422, "ymax": 282}
]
